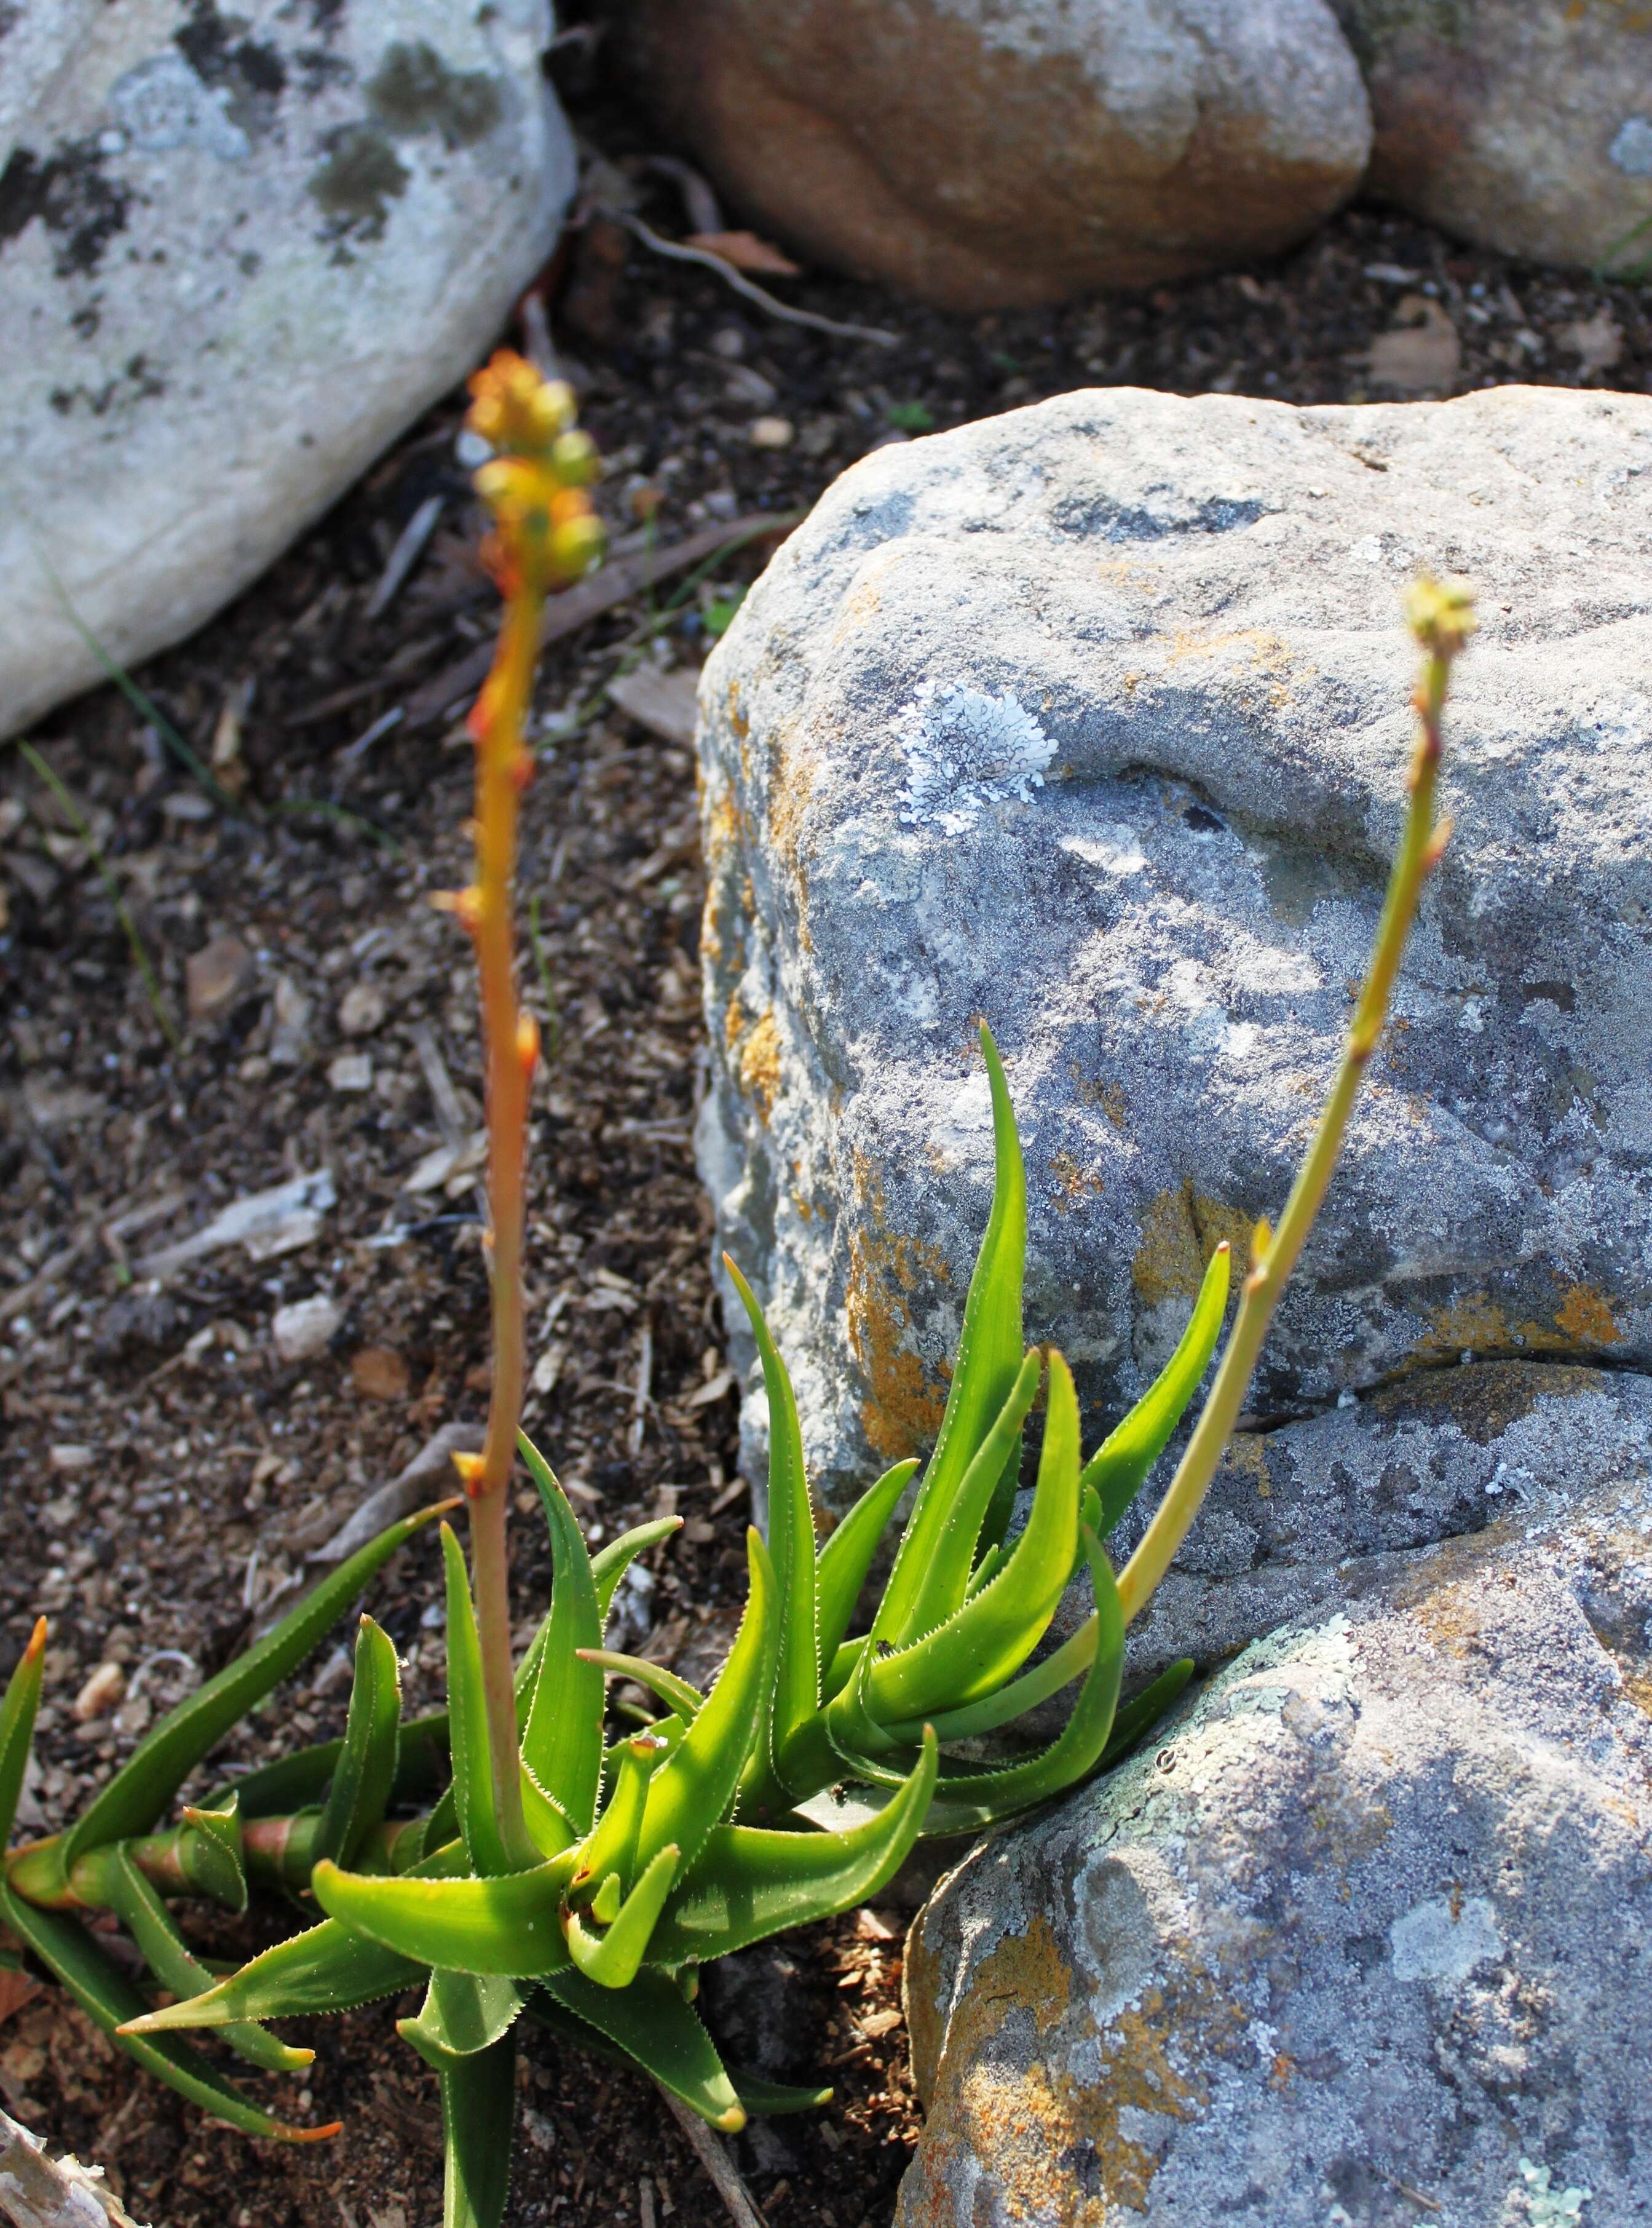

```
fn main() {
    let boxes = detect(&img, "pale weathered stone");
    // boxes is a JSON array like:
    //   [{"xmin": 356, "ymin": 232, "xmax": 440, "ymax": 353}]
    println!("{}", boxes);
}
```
[
  {"xmin": 623, "ymin": 0, "xmax": 1371, "ymax": 311},
  {"xmin": 1109, "ymin": 1358, "xmax": 1652, "ymax": 1683},
  {"xmin": 1, "ymin": 0, "xmax": 575, "ymax": 740},
  {"xmin": 695, "ymin": 385, "xmax": 1652, "ymax": 1516},
  {"xmin": 900, "ymin": 1460, "xmax": 1652, "ymax": 2224},
  {"xmin": 1332, "ymin": 0, "xmax": 1652, "ymax": 275}
]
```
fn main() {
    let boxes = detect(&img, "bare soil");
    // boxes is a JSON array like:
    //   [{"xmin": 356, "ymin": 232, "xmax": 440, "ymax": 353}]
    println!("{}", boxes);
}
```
[{"xmin": 2, "ymin": 41, "xmax": 1648, "ymax": 2228}]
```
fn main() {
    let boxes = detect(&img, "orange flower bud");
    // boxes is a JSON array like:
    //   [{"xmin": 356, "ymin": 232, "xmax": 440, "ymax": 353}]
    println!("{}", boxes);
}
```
[
  {"xmin": 516, "ymin": 1012, "xmax": 540, "ymax": 1080},
  {"xmin": 451, "ymin": 1449, "xmax": 487, "ymax": 1497}
]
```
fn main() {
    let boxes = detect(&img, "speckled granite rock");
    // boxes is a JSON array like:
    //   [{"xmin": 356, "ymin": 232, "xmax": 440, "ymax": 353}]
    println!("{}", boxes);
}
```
[
  {"xmin": 1105, "ymin": 1358, "xmax": 1652, "ymax": 1685},
  {"xmin": 0, "ymin": 0, "xmax": 574, "ymax": 740},
  {"xmin": 623, "ymin": 0, "xmax": 1370, "ymax": 310},
  {"xmin": 695, "ymin": 384, "xmax": 1652, "ymax": 1516},
  {"xmin": 899, "ymin": 1462, "xmax": 1652, "ymax": 2225},
  {"xmin": 1333, "ymin": 0, "xmax": 1652, "ymax": 276}
]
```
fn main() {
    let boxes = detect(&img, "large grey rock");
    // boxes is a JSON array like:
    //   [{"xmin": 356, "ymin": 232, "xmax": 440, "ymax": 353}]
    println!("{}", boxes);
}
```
[
  {"xmin": 1111, "ymin": 1358, "xmax": 1652, "ymax": 1683},
  {"xmin": 899, "ymin": 1459, "xmax": 1652, "ymax": 2224},
  {"xmin": 1334, "ymin": 0, "xmax": 1652, "ymax": 277},
  {"xmin": 623, "ymin": 0, "xmax": 1370, "ymax": 311},
  {"xmin": 695, "ymin": 386, "xmax": 1652, "ymax": 1516},
  {"xmin": 0, "ymin": 1, "xmax": 575, "ymax": 741}
]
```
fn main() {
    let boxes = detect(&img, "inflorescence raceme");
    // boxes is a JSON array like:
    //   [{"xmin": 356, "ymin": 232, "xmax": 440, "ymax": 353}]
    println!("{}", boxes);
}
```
[{"xmin": 0, "ymin": 349, "xmax": 1472, "ymax": 2228}]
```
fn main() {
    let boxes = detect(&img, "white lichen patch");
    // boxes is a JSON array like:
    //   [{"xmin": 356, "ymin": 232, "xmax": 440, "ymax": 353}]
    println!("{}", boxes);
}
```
[
  {"xmin": 895, "ymin": 682, "xmax": 1055, "ymax": 832},
  {"xmin": 1511, "ymin": 2158, "xmax": 1593, "ymax": 2227},
  {"xmin": 1389, "ymin": 1893, "xmax": 1503, "ymax": 1984}
]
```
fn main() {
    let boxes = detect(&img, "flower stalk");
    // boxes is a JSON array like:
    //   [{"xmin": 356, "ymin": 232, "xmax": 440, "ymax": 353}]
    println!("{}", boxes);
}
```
[
  {"xmin": 440, "ymin": 352, "xmax": 604, "ymax": 1866},
  {"xmin": 1116, "ymin": 576, "xmax": 1474, "ymax": 1623}
]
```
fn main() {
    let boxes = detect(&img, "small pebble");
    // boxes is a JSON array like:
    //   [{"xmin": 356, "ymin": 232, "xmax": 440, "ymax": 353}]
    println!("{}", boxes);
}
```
[
  {"xmin": 351, "ymin": 1346, "xmax": 412, "ymax": 1402},
  {"xmin": 48, "ymin": 1444, "xmax": 93, "ymax": 1473},
  {"xmin": 328, "ymin": 1050, "xmax": 373, "ymax": 1093},
  {"xmin": 185, "ymin": 932, "xmax": 256, "ymax": 1021},
  {"xmin": 338, "ymin": 981, "xmax": 387, "ymax": 1036},
  {"xmin": 748, "ymin": 415, "xmax": 794, "ymax": 449},
  {"xmin": 271, "ymin": 1294, "xmax": 343, "ymax": 1365},
  {"xmin": 73, "ymin": 1662, "xmax": 125, "ymax": 1724}
]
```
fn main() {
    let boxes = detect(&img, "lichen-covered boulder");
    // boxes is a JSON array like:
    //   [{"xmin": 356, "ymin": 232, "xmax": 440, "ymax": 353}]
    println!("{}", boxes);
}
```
[
  {"xmin": 694, "ymin": 385, "xmax": 1652, "ymax": 1516},
  {"xmin": 0, "ymin": 0, "xmax": 575, "ymax": 740},
  {"xmin": 623, "ymin": 0, "xmax": 1370, "ymax": 311},
  {"xmin": 900, "ymin": 1458, "xmax": 1652, "ymax": 2224},
  {"xmin": 1333, "ymin": 0, "xmax": 1652, "ymax": 277},
  {"xmin": 1080, "ymin": 1357, "xmax": 1652, "ymax": 1691}
]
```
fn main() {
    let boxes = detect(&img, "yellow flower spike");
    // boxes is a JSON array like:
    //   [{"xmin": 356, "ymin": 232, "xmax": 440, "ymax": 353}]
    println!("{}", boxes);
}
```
[{"xmin": 551, "ymin": 429, "xmax": 599, "ymax": 486}]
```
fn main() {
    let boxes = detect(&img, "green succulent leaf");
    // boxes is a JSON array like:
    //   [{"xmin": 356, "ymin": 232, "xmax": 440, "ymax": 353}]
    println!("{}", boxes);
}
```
[
  {"xmin": 577, "ymin": 1650, "xmax": 703, "ymax": 1722},
  {"xmin": 540, "ymin": 1966, "xmax": 746, "ymax": 2131},
  {"xmin": 564, "ymin": 1841, "xmax": 679, "ymax": 1989},
  {"xmin": 174, "ymin": 1795, "xmax": 248, "ymax": 1911},
  {"xmin": 724, "ymin": 1258, "xmax": 820, "ymax": 1760},
  {"xmin": 853, "ymin": 1351, "xmax": 1081, "ymax": 1727},
  {"xmin": 128, "ymin": 1913, "xmax": 427, "ymax": 2031},
  {"xmin": 650, "ymin": 1728, "xmax": 936, "ymax": 1964},
  {"xmin": 591, "ymin": 1517, "xmax": 682, "ymax": 1625},
  {"xmin": 441, "ymin": 1525, "xmax": 516, "ymax": 1879},
  {"xmin": 904, "ymin": 1347, "xmax": 1042, "ymax": 1641},
  {"xmin": 438, "ymin": 2031, "xmax": 517, "ymax": 2228},
  {"xmin": 631, "ymin": 1528, "xmax": 777, "ymax": 1877},
  {"xmin": 65, "ymin": 1500, "xmax": 451, "ymax": 1867},
  {"xmin": 734, "ymin": 2071, "xmax": 835, "ymax": 2115},
  {"xmin": 6, "ymin": 1886, "xmax": 339, "ymax": 2141},
  {"xmin": 874, "ymin": 1023, "xmax": 1026, "ymax": 1651},
  {"xmin": 95, "ymin": 1843, "xmax": 309, "ymax": 2074},
  {"xmin": 314, "ymin": 1616, "xmax": 402, "ymax": 1871},
  {"xmin": 1082, "ymin": 1240, "xmax": 1230, "ymax": 1534},
  {"xmin": 815, "ymin": 1460, "xmax": 917, "ymax": 1673},
  {"xmin": 517, "ymin": 1437, "xmax": 606, "ymax": 1836},
  {"xmin": 312, "ymin": 1852, "xmax": 577, "ymax": 1979},
  {"xmin": 0, "ymin": 1620, "xmax": 47, "ymax": 1853},
  {"xmin": 1098, "ymin": 1658, "xmax": 1196, "ymax": 1770},
  {"xmin": 880, "ymin": 1523, "xmax": 1124, "ymax": 1836},
  {"xmin": 398, "ymin": 1968, "xmax": 528, "ymax": 2069}
]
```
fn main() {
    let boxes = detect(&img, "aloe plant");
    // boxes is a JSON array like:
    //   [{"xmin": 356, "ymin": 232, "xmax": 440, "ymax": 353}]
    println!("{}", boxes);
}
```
[{"xmin": 0, "ymin": 333, "xmax": 1474, "ymax": 2228}]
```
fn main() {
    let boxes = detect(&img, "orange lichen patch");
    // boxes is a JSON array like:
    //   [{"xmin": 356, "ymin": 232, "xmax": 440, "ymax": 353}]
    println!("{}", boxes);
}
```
[
  {"xmin": 1412, "ymin": 1283, "xmax": 1625, "ymax": 1367},
  {"xmin": 702, "ymin": 785, "xmax": 746, "ymax": 869},
  {"xmin": 723, "ymin": 991, "xmax": 749, "ymax": 1056},
  {"xmin": 1049, "ymin": 1151, "xmax": 1105, "ymax": 1212},
  {"xmin": 845, "ymin": 1229, "xmax": 950, "ymax": 1461},
  {"xmin": 726, "ymin": 678, "xmax": 749, "ymax": 740},
  {"xmin": 1132, "ymin": 1181, "xmax": 1251, "ymax": 1306},
  {"xmin": 1219, "ymin": 1433, "xmax": 1271, "ymax": 1496},
  {"xmin": 1555, "ymin": 1283, "xmax": 1622, "ymax": 1347},
  {"xmin": 914, "ymin": 1915, "xmax": 1224, "ymax": 2226},
  {"xmin": 1070, "ymin": 1069, "xmax": 1130, "ymax": 1132},
  {"xmin": 843, "ymin": 1152, "xmax": 950, "ymax": 1459},
  {"xmin": 737, "ymin": 1010, "xmax": 783, "ymax": 1122},
  {"xmin": 1161, "ymin": 624, "xmax": 1301, "ymax": 710}
]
